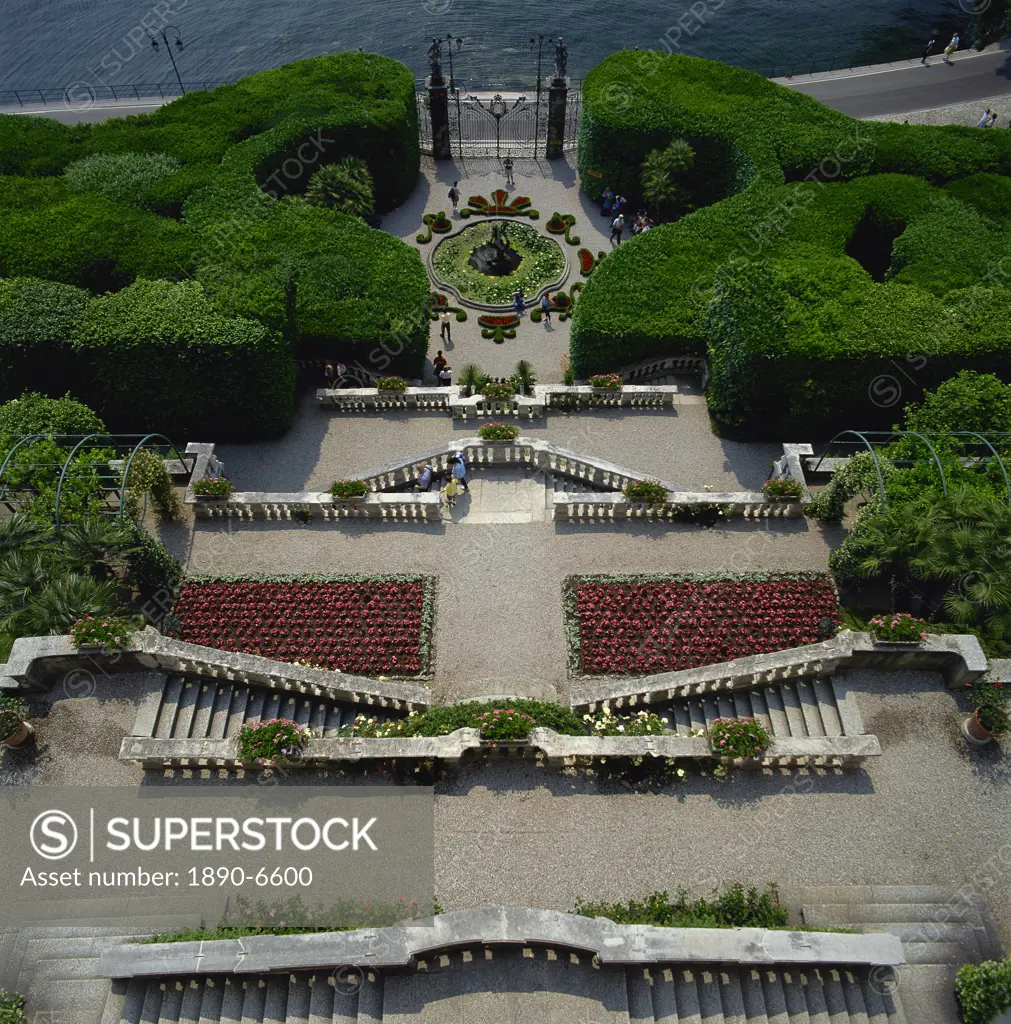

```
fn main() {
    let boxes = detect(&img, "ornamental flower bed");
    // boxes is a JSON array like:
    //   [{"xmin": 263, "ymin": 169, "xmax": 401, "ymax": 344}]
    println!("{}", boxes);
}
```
[
  {"xmin": 478, "ymin": 422, "xmax": 519, "ymax": 441},
  {"xmin": 176, "ymin": 575, "xmax": 435, "ymax": 676},
  {"xmin": 192, "ymin": 476, "xmax": 232, "ymax": 499},
  {"xmin": 476, "ymin": 708, "xmax": 537, "ymax": 741},
  {"xmin": 482, "ymin": 381, "xmax": 516, "ymax": 401},
  {"xmin": 330, "ymin": 479, "xmax": 367, "ymax": 500},
  {"xmin": 588, "ymin": 373, "xmax": 623, "ymax": 391},
  {"xmin": 869, "ymin": 612, "xmax": 928, "ymax": 643},
  {"xmin": 578, "ymin": 248, "xmax": 596, "ymax": 275},
  {"xmin": 71, "ymin": 615, "xmax": 134, "ymax": 649},
  {"xmin": 236, "ymin": 718, "xmax": 310, "ymax": 767},
  {"xmin": 709, "ymin": 717, "xmax": 770, "ymax": 759},
  {"xmin": 583, "ymin": 707, "xmax": 668, "ymax": 736},
  {"xmin": 762, "ymin": 477, "xmax": 803, "ymax": 500},
  {"xmin": 463, "ymin": 190, "xmax": 536, "ymax": 217},
  {"xmin": 566, "ymin": 573, "xmax": 840, "ymax": 675},
  {"xmin": 375, "ymin": 376, "xmax": 408, "ymax": 392}
]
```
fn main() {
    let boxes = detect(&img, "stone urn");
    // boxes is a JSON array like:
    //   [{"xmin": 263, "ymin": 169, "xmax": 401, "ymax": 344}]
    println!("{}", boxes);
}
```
[
  {"xmin": 961, "ymin": 708, "xmax": 994, "ymax": 748},
  {"xmin": 1, "ymin": 716, "xmax": 34, "ymax": 748}
]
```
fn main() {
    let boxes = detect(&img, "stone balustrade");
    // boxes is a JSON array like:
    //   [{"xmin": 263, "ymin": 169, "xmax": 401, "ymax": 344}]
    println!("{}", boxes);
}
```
[
  {"xmin": 117, "ymin": 724, "xmax": 879, "ymax": 770},
  {"xmin": 98, "ymin": 907, "xmax": 903, "ymax": 979},
  {"xmin": 190, "ymin": 491, "xmax": 441, "ymax": 521},
  {"xmin": 570, "ymin": 630, "xmax": 989, "ymax": 712},
  {"xmin": 618, "ymin": 354, "xmax": 708, "ymax": 381},
  {"xmin": 0, "ymin": 628, "xmax": 432, "ymax": 707},
  {"xmin": 552, "ymin": 492, "xmax": 805, "ymax": 522},
  {"xmin": 315, "ymin": 387, "xmax": 454, "ymax": 411}
]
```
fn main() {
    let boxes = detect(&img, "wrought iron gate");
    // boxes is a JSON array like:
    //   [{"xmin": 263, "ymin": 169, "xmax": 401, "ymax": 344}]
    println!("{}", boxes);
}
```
[{"xmin": 416, "ymin": 86, "xmax": 580, "ymax": 158}]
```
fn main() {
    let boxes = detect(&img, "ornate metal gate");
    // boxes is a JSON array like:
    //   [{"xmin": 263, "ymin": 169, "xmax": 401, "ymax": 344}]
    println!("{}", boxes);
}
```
[{"xmin": 416, "ymin": 86, "xmax": 580, "ymax": 158}]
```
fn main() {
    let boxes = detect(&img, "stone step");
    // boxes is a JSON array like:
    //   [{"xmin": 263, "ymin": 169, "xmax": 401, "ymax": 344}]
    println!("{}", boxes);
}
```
[
  {"xmin": 801, "ymin": 886, "xmax": 973, "ymax": 905},
  {"xmin": 802, "ymin": 903, "xmax": 985, "ymax": 927},
  {"xmin": 855, "ymin": 922, "xmax": 981, "ymax": 948},
  {"xmin": 901, "ymin": 941, "xmax": 982, "ymax": 966}
]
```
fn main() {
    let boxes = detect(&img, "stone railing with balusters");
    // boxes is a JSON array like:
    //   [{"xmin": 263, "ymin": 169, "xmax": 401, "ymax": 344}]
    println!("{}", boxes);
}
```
[
  {"xmin": 190, "ymin": 490, "xmax": 441, "ymax": 521},
  {"xmin": 618, "ymin": 355, "xmax": 708, "ymax": 381},
  {"xmin": 315, "ymin": 385, "xmax": 680, "ymax": 420},
  {"xmin": 0, "ymin": 628, "xmax": 432, "ymax": 705},
  {"xmin": 570, "ymin": 631, "xmax": 989, "ymax": 713},
  {"xmin": 552, "ymin": 491, "xmax": 805, "ymax": 522}
]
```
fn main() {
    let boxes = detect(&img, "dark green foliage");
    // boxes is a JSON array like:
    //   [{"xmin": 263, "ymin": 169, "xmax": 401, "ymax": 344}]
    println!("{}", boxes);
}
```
[
  {"xmin": 0, "ymin": 390, "xmax": 103, "ymax": 439},
  {"xmin": 395, "ymin": 699, "xmax": 587, "ymax": 738},
  {"xmin": 0, "ymin": 988, "xmax": 27, "ymax": 1024},
  {"xmin": 573, "ymin": 883, "xmax": 788, "ymax": 929},
  {"xmin": 0, "ymin": 281, "xmax": 90, "ymax": 400},
  {"xmin": 305, "ymin": 157, "xmax": 376, "ymax": 218},
  {"xmin": 955, "ymin": 957, "xmax": 1011, "ymax": 1024},
  {"xmin": 901, "ymin": 370, "xmax": 1011, "ymax": 435},
  {"xmin": 73, "ymin": 279, "xmax": 295, "ymax": 441}
]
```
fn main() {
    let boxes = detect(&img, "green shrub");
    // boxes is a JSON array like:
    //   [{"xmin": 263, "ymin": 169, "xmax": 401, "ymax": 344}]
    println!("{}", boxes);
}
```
[
  {"xmin": 474, "ymin": 707, "xmax": 538, "ymax": 740},
  {"xmin": 573, "ymin": 883, "xmax": 787, "ymax": 929},
  {"xmin": 955, "ymin": 957, "xmax": 1011, "ymax": 1024},
  {"xmin": 236, "ymin": 718, "xmax": 310, "ymax": 766},
  {"xmin": 305, "ymin": 157, "xmax": 375, "ymax": 218},
  {"xmin": 64, "ymin": 151, "xmax": 181, "ymax": 206},
  {"xmin": 477, "ymin": 422, "xmax": 519, "ymax": 441},
  {"xmin": 331, "ymin": 479, "xmax": 367, "ymax": 499},
  {"xmin": 968, "ymin": 681, "xmax": 1010, "ymax": 737},
  {"xmin": 73, "ymin": 279, "xmax": 295, "ymax": 441},
  {"xmin": 0, "ymin": 391, "xmax": 104, "ymax": 440},
  {"xmin": 343, "ymin": 699, "xmax": 588, "ymax": 738},
  {"xmin": 624, "ymin": 480, "xmax": 667, "ymax": 503},
  {"xmin": 0, "ymin": 988, "xmax": 27, "ymax": 1024}
]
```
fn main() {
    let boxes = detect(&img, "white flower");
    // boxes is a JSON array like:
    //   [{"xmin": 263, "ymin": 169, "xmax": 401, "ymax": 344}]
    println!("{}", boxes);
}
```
[
  {"xmin": 676, "ymin": 768, "xmax": 686, "ymax": 778},
  {"xmin": 617, "ymin": 724, "xmax": 625, "ymax": 733}
]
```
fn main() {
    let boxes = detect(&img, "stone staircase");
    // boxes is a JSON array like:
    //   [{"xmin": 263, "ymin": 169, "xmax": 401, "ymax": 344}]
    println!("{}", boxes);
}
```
[
  {"xmin": 802, "ymin": 886, "xmax": 1006, "ymax": 1024},
  {"xmin": 660, "ymin": 676, "xmax": 852, "ymax": 742},
  {"xmin": 94, "ymin": 952, "xmax": 907, "ymax": 1023},
  {"xmin": 146, "ymin": 674, "xmax": 402, "ymax": 742}
]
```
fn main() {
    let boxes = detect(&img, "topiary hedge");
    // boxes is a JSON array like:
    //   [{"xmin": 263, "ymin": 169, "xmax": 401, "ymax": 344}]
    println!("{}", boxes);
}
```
[
  {"xmin": 0, "ymin": 53, "xmax": 428, "ymax": 433},
  {"xmin": 573, "ymin": 52, "xmax": 1011, "ymax": 434},
  {"xmin": 73, "ymin": 279, "xmax": 295, "ymax": 441}
]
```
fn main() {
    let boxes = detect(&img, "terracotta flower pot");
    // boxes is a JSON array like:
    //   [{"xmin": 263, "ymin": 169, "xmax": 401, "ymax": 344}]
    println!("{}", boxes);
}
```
[
  {"xmin": 961, "ymin": 708, "xmax": 994, "ymax": 747},
  {"xmin": 1, "ymin": 719, "xmax": 34, "ymax": 748}
]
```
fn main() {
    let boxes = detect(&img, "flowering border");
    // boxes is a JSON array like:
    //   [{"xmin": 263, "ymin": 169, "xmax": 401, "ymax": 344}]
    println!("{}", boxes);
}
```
[
  {"xmin": 563, "ymin": 572, "xmax": 840, "ymax": 677},
  {"xmin": 180, "ymin": 574, "xmax": 437, "ymax": 678}
]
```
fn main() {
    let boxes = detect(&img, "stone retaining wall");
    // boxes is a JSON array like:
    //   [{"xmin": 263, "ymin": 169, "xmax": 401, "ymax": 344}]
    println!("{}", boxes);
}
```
[
  {"xmin": 570, "ymin": 631, "xmax": 988, "ymax": 711},
  {"xmin": 97, "ymin": 907, "xmax": 904, "ymax": 978}
]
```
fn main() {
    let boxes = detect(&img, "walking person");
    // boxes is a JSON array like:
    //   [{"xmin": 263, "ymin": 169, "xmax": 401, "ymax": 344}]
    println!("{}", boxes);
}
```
[
  {"xmin": 943, "ymin": 32, "xmax": 959, "ymax": 64},
  {"xmin": 439, "ymin": 309, "xmax": 452, "ymax": 342},
  {"xmin": 540, "ymin": 292, "xmax": 552, "ymax": 324},
  {"xmin": 601, "ymin": 185, "xmax": 615, "ymax": 219},
  {"xmin": 448, "ymin": 180, "xmax": 461, "ymax": 213},
  {"xmin": 610, "ymin": 212, "xmax": 625, "ymax": 246},
  {"xmin": 415, "ymin": 463, "xmax": 435, "ymax": 492},
  {"xmin": 442, "ymin": 474, "xmax": 459, "ymax": 508},
  {"xmin": 503, "ymin": 153, "xmax": 515, "ymax": 186},
  {"xmin": 613, "ymin": 194, "xmax": 626, "ymax": 218},
  {"xmin": 324, "ymin": 362, "xmax": 336, "ymax": 389},
  {"xmin": 451, "ymin": 450, "xmax": 469, "ymax": 492},
  {"xmin": 921, "ymin": 36, "xmax": 935, "ymax": 64},
  {"xmin": 977, "ymin": 109, "xmax": 993, "ymax": 128},
  {"xmin": 433, "ymin": 349, "xmax": 447, "ymax": 381},
  {"xmin": 513, "ymin": 288, "xmax": 526, "ymax": 315}
]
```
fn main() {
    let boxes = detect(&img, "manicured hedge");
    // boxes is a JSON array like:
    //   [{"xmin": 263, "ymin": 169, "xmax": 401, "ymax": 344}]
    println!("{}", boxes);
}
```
[
  {"xmin": 73, "ymin": 279, "xmax": 295, "ymax": 441},
  {"xmin": 0, "ymin": 278, "xmax": 90, "ymax": 400},
  {"xmin": 573, "ymin": 52, "xmax": 1011, "ymax": 433}
]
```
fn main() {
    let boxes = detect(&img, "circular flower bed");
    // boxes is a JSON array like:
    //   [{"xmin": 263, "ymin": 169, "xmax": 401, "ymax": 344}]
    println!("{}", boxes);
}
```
[{"xmin": 430, "ymin": 221, "xmax": 566, "ymax": 307}]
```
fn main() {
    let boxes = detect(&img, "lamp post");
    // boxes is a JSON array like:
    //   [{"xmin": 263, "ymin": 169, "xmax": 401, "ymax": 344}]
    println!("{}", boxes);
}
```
[
  {"xmin": 445, "ymin": 34, "xmax": 464, "ymax": 158},
  {"xmin": 530, "ymin": 35, "xmax": 544, "ymax": 158},
  {"xmin": 146, "ymin": 25, "xmax": 185, "ymax": 95},
  {"xmin": 489, "ymin": 93, "xmax": 507, "ymax": 158}
]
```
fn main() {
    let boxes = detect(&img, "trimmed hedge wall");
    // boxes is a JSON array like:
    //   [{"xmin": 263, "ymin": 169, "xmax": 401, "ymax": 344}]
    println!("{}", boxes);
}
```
[
  {"xmin": 572, "ymin": 52, "xmax": 1011, "ymax": 434},
  {"xmin": 73, "ymin": 279, "xmax": 295, "ymax": 441},
  {"xmin": 0, "ymin": 53, "xmax": 427, "ymax": 435}
]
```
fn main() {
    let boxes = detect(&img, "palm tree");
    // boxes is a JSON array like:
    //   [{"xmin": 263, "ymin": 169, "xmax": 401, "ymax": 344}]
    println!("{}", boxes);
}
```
[
  {"xmin": 51, "ymin": 518, "xmax": 140, "ymax": 580},
  {"xmin": 0, "ymin": 512, "xmax": 45, "ymax": 557},
  {"xmin": 305, "ymin": 158, "xmax": 376, "ymax": 219},
  {"xmin": 0, "ymin": 549, "xmax": 54, "ymax": 620},
  {"xmin": 15, "ymin": 573, "xmax": 119, "ymax": 636},
  {"xmin": 640, "ymin": 140, "xmax": 696, "ymax": 222}
]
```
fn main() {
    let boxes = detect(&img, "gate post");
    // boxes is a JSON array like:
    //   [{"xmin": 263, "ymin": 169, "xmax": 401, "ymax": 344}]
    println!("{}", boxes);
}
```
[
  {"xmin": 427, "ymin": 77, "xmax": 452, "ymax": 160},
  {"xmin": 546, "ymin": 77, "xmax": 567, "ymax": 160}
]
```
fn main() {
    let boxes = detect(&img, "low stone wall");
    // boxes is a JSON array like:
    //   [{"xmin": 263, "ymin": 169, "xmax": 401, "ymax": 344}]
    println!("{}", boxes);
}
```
[
  {"xmin": 97, "ymin": 907, "xmax": 904, "ymax": 979},
  {"xmin": 0, "ymin": 629, "xmax": 431, "ymax": 708},
  {"xmin": 190, "ymin": 491, "xmax": 441, "ymax": 521},
  {"xmin": 570, "ymin": 631, "xmax": 989, "ymax": 711},
  {"xmin": 118, "ymin": 724, "xmax": 879, "ymax": 770},
  {"xmin": 552, "ymin": 492, "xmax": 804, "ymax": 521}
]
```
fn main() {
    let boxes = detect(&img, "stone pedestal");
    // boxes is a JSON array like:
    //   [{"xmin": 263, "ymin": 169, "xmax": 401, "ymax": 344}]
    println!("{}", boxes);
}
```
[
  {"xmin": 546, "ymin": 78, "xmax": 568, "ymax": 159},
  {"xmin": 426, "ymin": 76, "xmax": 451, "ymax": 160}
]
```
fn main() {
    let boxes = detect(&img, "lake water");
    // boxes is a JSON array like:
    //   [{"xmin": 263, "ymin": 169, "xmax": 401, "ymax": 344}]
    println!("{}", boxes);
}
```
[{"xmin": 0, "ymin": 0, "xmax": 973, "ymax": 96}]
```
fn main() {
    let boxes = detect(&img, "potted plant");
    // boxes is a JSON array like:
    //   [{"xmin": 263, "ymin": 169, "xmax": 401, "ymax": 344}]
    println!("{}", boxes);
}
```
[
  {"xmin": 514, "ymin": 360, "xmax": 537, "ymax": 396},
  {"xmin": 588, "ymin": 373, "xmax": 623, "ymax": 393},
  {"xmin": 0, "ymin": 695, "xmax": 32, "ymax": 748},
  {"xmin": 962, "ymin": 680, "xmax": 1009, "ymax": 748},
  {"xmin": 476, "ymin": 707, "xmax": 537, "ymax": 747},
  {"xmin": 375, "ymin": 376, "xmax": 408, "ymax": 397},
  {"xmin": 481, "ymin": 381, "xmax": 516, "ymax": 402},
  {"xmin": 623, "ymin": 479, "xmax": 668, "ymax": 505},
  {"xmin": 477, "ymin": 422, "xmax": 519, "ymax": 443},
  {"xmin": 236, "ymin": 718, "xmax": 310, "ymax": 768},
  {"xmin": 331, "ymin": 479, "xmax": 368, "ymax": 502},
  {"xmin": 868, "ymin": 613, "xmax": 929, "ymax": 645},
  {"xmin": 762, "ymin": 477, "xmax": 804, "ymax": 501},
  {"xmin": 709, "ymin": 717, "xmax": 771, "ymax": 761},
  {"xmin": 955, "ymin": 957, "xmax": 1011, "ymax": 1024},
  {"xmin": 192, "ymin": 476, "xmax": 232, "ymax": 500},
  {"xmin": 71, "ymin": 615, "xmax": 134, "ymax": 652}
]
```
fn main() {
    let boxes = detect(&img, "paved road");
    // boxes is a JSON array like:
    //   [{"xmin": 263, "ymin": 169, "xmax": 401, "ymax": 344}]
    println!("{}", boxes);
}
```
[{"xmin": 779, "ymin": 44, "xmax": 1011, "ymax": 117}]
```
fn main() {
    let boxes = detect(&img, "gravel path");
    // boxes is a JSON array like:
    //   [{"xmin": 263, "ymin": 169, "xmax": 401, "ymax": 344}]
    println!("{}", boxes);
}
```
[{"xmin": 866, "ymin": 92, "xmax": 1011, "ymax": 127}]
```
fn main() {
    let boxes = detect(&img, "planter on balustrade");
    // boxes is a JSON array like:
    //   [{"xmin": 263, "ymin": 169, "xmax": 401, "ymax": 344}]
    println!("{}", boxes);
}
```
[
  {"xmin": 870, "ymin": 639, "xmax": 924, "ymax": 648},
  {"xmin": 0, "ymin": 716, "xmax": 33, "ymax": 748},
  {"xmin": 961, "ymin": 708, "xmax": 994, "ymax": 748}
]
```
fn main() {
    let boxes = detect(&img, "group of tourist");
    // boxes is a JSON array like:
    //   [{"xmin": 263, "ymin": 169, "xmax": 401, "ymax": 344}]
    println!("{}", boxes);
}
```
[
  {"xmin": 512, "ymin": 287, "xmax": 555, "ymax": 323},
  {"xmin": 412, "ymin": 453, "xmax": 470, "ymax": 507},
  {"xmin": 976, "ymin": 108, "xmax": 1003, "ymax": 129},
  {"xmin": 921, "ymin": 32, "xmax": 960, "ymax": 65},
  {"xmin": 433, "ymin": 349, "xmax": 452, "ymax": 387},
  {"xmin": 601, "ymin": 187, "xmax": 655, "ymax": 245}
]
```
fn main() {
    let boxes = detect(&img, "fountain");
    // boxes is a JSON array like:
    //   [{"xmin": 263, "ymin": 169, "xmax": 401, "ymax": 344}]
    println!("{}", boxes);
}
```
[{"xmin": 468, "ymin": 221, "xmax": 522, "ymax": 276}]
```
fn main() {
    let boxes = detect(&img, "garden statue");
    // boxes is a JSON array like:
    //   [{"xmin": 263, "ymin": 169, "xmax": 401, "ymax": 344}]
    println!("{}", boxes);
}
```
[
  {"xmin": 468, "ymin": 221, "xmax": 522, "ymax": 276},
  {"xmin": 427, "ymin": 37, "xmax": 443, "ymax": 78},
  {"xmin": 553, "ymin": 37, "xmax": 568, "ymax": 81}
]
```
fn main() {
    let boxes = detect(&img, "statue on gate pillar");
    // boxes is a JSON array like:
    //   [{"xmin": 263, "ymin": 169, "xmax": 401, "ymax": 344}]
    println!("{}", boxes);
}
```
[
  {"xmin": 427, "ymin": 37, "xmax": 444, "ymax": 82},
  {"xmin": 552, "ymin": 37, "xmax": 568, "ymax": 83}
]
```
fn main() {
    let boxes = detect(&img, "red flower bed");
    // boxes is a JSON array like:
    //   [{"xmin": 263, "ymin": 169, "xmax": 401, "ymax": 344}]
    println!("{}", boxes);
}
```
[
  {"xmin": 568, "ymin": 574, "xmax": 838, "ymax": 675},
  {"xmin": 176, "ymin": 577, "xmax": 433, "ymax": 676},
  {"xmin": 578, "ymin": 248, "xmax": 595, "ymax": 275},
  {"xmin": 467, "ymin": 190, "xmax": 532, "ymax": 215},
  {"xmin": 478, "ymin": 313, "xmax": 520, "ymax": 328}
]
